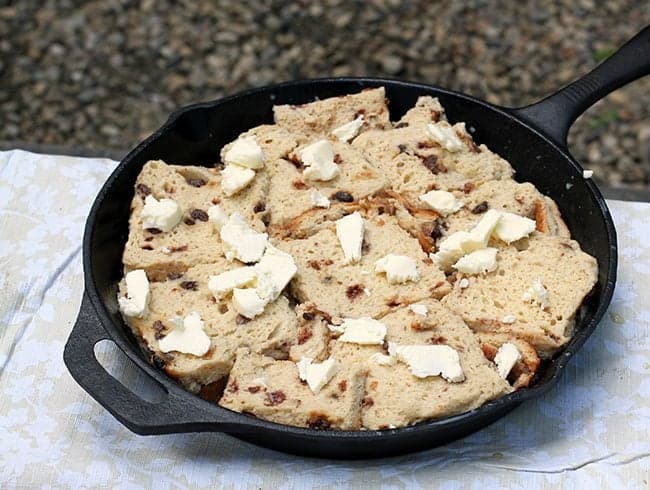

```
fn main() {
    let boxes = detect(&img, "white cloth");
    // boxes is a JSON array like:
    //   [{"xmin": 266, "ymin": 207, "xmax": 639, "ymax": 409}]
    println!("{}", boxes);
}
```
[{"xmin": 0, "ymin": 150, "xmax": 648, "ymax": 488}]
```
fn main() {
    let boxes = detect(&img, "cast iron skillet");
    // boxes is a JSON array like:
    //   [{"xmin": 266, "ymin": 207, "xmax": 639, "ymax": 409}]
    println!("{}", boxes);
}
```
[{"xmin": 64, "ymin": 27, "xmax": 649, "ymax": 459}]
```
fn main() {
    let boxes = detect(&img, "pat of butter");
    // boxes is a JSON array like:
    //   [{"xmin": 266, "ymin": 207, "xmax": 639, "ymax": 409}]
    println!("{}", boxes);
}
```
[
  {"xmin": 252, "ymin": 271, "xmax": 279, "ymax": 304},
  {"xmin": 494, "ymin": 342, "xmax": 521, "ymax": 379},
  {"xmin": 433, "ymin": 230, "xmax": 471, "ymax": 270},
  {"xmin": 333, "ymin": 317, "xmax": 387, "ymax": 345},
  {"xmin": 208, "ymin": 244, "xmax": 297, "ymax": 314},
  {"xmin": 300, "ymin": 140, "xmax": 339, "ymax": 181},
  {"xmin": 374, "ymin": 254, "xmax": 420, "ymax": 284},
  {"xmin": 433, "ymin": 209, "xmax": 528, "ymax": 272},
  {"xmin": 331, "ymin": 115, "xmax": 364, "ymax": 142},
  {"xmin": 296, "ymin": 357, "xmax": 338, "ymax": 394},
  {"xmin": 141, "ymin": 195, "xmax": 182, "ymax": 232},
  {"xmin": 254, "ymin": 244, "xmax": 297, "ymax": 301},
  {"xmin": 409, "ymin": 304, "xmax": 428, "ymax": 317},
  {"xmin": 336, "ymin": 211, "xmax": 365, "ymax": 263},
  {"xmin": 388, "ymin": 342, "xmax": 465, "ymax": 382},
  {"xmin": 220, "ymin": 213, "xmax": 268, "ymax": 263},
  {"xmin": 232, "ymin": 288, "xmax": 267, "ymax": 319},
  {"xmin": 418, "ymin": 190, "xmax": 463, "ymax": 215},
  {"xmin": 310, "ymin": 189, "xmax": 331, "ymax": 208},
  {"xmin": 158, "ymin": 312, "xmax": 211, "ymax": 357},
  {"xmin": 369, "ymin": 352, "xmax": 397, "ymax": 366},
  {"xmin": 493, "ymin": 211, "xmax": 536, "ymax": 244},
  {"xmin": 463, "ymin": 209, "xmax": 501, "ymax": 252},
  {"xmin": 427, "ymin": 122, "xmax": 464, "ymax": 152},
  {"xmin": 118, "ymin": 269, "xmax": 150, "ymax": 318},
  {"xmin": 453, "ymin": 247, "xmax": 498, "ymax": 275},
  {"xmin": 207, "ymin": 204, "xmax": 229, "ymax": 231},
  {"xmin": 523, "ymin": 278, "xmax": 550, "ymax": 310},
  {"xmin": 502, "ymin": 315, "xmax": 516, "ymax": 324},
  {"xmin": 207, "ymin": 266, "xmax": 257, "ymax": 299},
  {"xmin": 221, "ymin": 164, "xmax": 256, "ymax": 196},
  {"xmin": 224, "ymin": 136, "xmax": 264, "ymax": 169}
]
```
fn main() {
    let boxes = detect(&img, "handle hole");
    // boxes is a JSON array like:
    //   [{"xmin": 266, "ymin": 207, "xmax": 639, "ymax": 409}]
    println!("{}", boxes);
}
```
[{"xmin": 94, "ymin": 339, "xmax": 167, "ymax": 404}]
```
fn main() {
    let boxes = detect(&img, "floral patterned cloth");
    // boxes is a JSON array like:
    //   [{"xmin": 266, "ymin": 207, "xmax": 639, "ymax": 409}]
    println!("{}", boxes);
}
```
[{"xmin": 0, "ymin": 150, "xmax": 648, "ymax": 488}]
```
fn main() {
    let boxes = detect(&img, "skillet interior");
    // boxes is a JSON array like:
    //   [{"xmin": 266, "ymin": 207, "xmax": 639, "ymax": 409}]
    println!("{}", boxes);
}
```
[{"xmin": 83, "ymin": 78, "xmax": 615, "ymax": 458}]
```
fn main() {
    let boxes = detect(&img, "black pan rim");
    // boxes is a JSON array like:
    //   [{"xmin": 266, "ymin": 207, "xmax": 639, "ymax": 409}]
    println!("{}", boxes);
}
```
[{"xmin": 82, "ymin": 76, "xmax": 617, "ymax": 440}]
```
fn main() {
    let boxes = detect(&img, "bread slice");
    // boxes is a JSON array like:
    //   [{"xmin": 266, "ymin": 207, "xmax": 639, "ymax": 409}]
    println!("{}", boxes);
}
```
[
  {"xmin": 219, "ymin": 348, "xmax": 366, "ymax": 430},
  {"xmin": 394, "ymin": 96, "xmax": 446, "ymax": 127},
  {"xmin": 122, "ymin": 160, "xmax": 268, "ymax": 280},
  {"xmin": 435, "ymin": 180, "xmax": 570, "ymax": 241},
  {"xmin": 476, "ymin": 332, "xmax": 541, "ymax": 389},
  {"xmin": 277, "ymin": 214, "xmax": 450, "ymax": 321},
  {"xmin": 220, "ymin": 124, "xmax": 299, "ymax": 167},
  {"xmin": 273, "ymin": 87, "xmax": 391, "ymax": 140},
  {"xmin": 390, "ymin": 179, "xmax": 567, "ymax": 254},
  {"xmin": 119, "ymin": 261, "xmax": 298, "ymax": 393},
  {"xmin": 442, "ymin": 233, "xmax": 598, "ymax": 358},
  {"xmin": 352, "ymin": 122, "xmax": 513, "ymax": 202},
  {"xmin": 325, "ymin": 300, "xmax": 511, "ymax": 429},
  {"xmin": 265, "ymin": 140, "xmax": 387, "ymax": 230}
]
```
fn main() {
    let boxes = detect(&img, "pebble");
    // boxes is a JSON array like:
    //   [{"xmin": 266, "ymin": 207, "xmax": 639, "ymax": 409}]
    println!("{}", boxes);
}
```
[
  {"xmin": 0, "ymin": 0, "xmax": 647, "ymax": 191},
  {"xmin": 381, "ymin": 55, "xmax": 403, "ymax": 75}
]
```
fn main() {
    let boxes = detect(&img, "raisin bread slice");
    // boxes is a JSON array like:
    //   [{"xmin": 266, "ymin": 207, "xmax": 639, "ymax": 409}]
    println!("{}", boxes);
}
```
[
  {"xmin": 277, "ymin": 214, "xmax": 450, "ymax": 321},
  {"xmin": 393, "ymin": 179, "xmax": 555, "ymax": 254},
  {"xmin": 123, "ymin": 160, "xmax": 268, "ymax": 280},
  {"xmin": 265, "ymin": 140, "xmax": 387, "ymax": 231},
  {"xmin": 394, "ymin": 96, "xmax": 446, "ymax": 127},
  {"xmin": 352, "ymin": 121, "xmax": 513, "ymax": 203},
  {"xmin": 442, "ymin": 233, "xmax": 598, "ymax": 358},
  {"xmin": 220, "ymin": 124, "xmax": 299, "ymax": 168},
  {"xmin": 119, "ymin": 261, "xmax": 298, "ymax": 393},
  {"xmin": 361, "ymin": 299, "xmax": 512, "ymax": 429},
  {"xmin": 273, "ymin": 87, "xmax": 390, "ymax": 141},
  {"xmin": 219, "ymin": 348, "xmax": 366, "ymax": 430}
]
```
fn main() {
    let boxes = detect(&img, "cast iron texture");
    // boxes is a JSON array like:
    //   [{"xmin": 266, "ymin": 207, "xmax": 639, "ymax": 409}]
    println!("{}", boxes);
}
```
[{"xmin": 65, "ymin": 27, "xmax": 649, "ymax": 459}]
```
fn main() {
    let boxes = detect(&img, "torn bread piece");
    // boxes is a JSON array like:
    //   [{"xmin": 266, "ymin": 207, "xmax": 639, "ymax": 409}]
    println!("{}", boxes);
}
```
[
  {"xmin": 395, "ymin": 96, "xmax": 447, "ymax": 127},
  {"xmin": 442, "ymin": 233, "xmax": 597, "ymax": 358},
  {"xmin": 273, "ymin": 87, "xmax": 390, "ymax": 140},
  {"xmin": 119, "ymin": 261, "xmax": 298, "ymax": 393},
  {"xmin": 535, "ymin": 196, "xmax": 571, "ymax": 238},
  {"xmin": 219, "ymin": 348, "xmax": 366, "ymax": 430},
  {"xmin": 123, "ymin": 160, "xmax": 269, "ymax": 280},
  {"xmin": 392, "ymin": 179, "xmax": 568, "ymax": 255},
  {"xmin": 220, "ymin": 124, "xmax": 299, "ymax": 168},
  {"xmin": 265, "ymin": 141, "xmax": 386, "ymax": 232},
  {"xmin": 352, "ymin": 121, "xmax": 513, "ymax": 204},
  {"xmin": 327, "ymin": 300, "xmax": 511, "ymax": 430},
  {"xmin": 277, "ymin": 213, "xmax": 449, "ymax": 321}
]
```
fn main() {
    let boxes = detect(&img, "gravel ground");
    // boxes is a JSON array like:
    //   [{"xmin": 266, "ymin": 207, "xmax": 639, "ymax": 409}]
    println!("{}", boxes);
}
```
[{"xmin": 1, "ymin": 0, "xmax": 648, "ymax": 189}]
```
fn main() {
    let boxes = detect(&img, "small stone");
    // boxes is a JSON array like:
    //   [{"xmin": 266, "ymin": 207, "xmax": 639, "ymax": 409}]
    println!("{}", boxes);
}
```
[
  {"xmin": 381, "ymin": 55, "xmax": 403, "ymax": 75},
  {"xmin": 100, "ymin": 124, "xmax": 119, "ymax": 137}
]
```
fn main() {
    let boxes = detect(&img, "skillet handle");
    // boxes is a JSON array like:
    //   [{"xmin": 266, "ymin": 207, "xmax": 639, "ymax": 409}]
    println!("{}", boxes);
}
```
[
  {"xmin": 511, "ymin": 26, "xmax": 650, "ymax": 147},
  {"xmin": 64, "ymin": 293, "xmax": 265, "ymax": 435}
]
